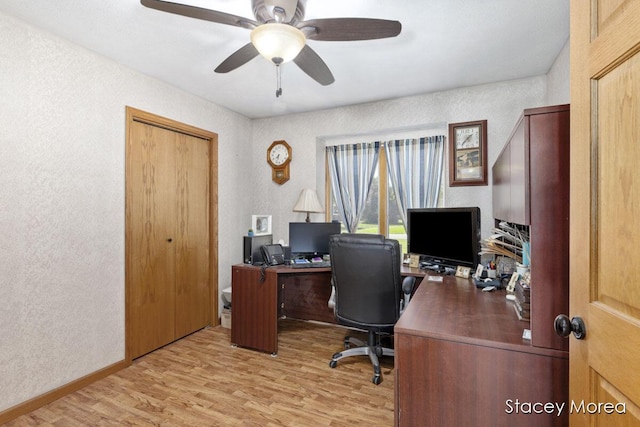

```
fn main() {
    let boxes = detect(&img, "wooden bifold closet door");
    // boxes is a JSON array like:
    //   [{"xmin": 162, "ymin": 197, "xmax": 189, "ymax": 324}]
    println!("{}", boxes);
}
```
[{"xmin": 126, "ymin": 107, "xmax": 216, "ymax": 360}]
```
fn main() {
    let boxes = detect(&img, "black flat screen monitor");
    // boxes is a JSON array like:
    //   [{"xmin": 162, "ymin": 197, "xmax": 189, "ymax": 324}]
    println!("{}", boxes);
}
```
[
  {"xmin": 289, "ymin": 222, "xmax": 341, "ymax": 257},
  {"xmin": 407, "ymin": 207, "xmax": 481, "ymax": 269}
]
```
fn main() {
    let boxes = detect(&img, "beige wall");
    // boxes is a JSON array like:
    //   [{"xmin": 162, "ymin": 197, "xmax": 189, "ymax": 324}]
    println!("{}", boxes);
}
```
[
  {"xmin": 547, "ymin": 38, "xmax": 571, "ymax": 105},
  {"xmin": 0, "ymin": 12, "xmax": 253, "ymax": 412}
]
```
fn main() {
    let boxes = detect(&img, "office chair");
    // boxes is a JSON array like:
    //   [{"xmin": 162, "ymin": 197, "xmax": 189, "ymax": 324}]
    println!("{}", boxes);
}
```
[{"xmin": 328, "ymin": 233, "xmax": 415, "ymax": 385}]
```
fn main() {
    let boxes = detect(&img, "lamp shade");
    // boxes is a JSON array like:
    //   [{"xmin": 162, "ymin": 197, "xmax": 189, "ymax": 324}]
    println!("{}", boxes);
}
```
[
  {"xmin": 293, "ymin": 189, "xmax": 324, "ymax": 222},
  {"xmin": 250, "ymin": 23, "xmax": 306, "ymax": 64}
]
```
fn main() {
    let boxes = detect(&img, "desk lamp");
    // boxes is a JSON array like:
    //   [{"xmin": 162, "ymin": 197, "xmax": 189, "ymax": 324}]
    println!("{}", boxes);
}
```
[{"xmin": 293, "ymin": 189, "xmax": 324, "ymax": 222}]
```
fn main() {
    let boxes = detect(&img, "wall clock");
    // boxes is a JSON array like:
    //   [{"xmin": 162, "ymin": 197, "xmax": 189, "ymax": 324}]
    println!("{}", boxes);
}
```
[{"xmin": 267, "ymin": 140, "xmax": 292, "ymax": 185}]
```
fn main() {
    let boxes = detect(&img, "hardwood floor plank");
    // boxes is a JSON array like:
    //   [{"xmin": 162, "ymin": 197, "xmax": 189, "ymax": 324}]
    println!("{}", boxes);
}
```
[{"xmin": 6, "ymin": 320, "xmax": 394, "ymax": 426}]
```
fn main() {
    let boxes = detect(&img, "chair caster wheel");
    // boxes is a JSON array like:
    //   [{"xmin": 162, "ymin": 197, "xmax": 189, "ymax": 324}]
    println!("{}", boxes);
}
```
[
  {"xmin": 375, "ymin": 346, "xmax": 383, "ymax": 358},
  {"xmin": 372, "ymin": 375, "xmax": 382, "ymax": 385},
  {"xmin": 329, "ymin": 360, "xmax": 337, "ymax": 368}
]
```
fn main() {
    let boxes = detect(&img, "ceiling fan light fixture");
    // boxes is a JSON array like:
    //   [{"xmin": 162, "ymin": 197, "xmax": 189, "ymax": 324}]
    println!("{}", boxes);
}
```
[{"xmin": 250, "ymin": 23, "xmax": 305, "ymax": 64}]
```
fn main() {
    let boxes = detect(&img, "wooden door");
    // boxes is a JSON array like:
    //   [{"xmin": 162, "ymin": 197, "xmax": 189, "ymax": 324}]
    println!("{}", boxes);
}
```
[
  {"xmin": 126, "ymin": 107, "xmax": 218, "ymax": 361},
  {"xmin": 174, "ymin": 132, "xmax": 210, "ymax": 338},
  {"xmin": 570, "ymin": 1, "xmax": 640, "ymax": 424},
  {"xmin": 128, "ymin": 120, "xmax": 178, "ymax": 358}
]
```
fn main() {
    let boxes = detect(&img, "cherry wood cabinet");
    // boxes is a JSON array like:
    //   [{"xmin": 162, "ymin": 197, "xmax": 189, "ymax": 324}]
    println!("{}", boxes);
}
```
[
  {"xmin": 394, "ymin": 105, "xmax": 572, "ymax": 425},
  {"xmin": 231, "ymin": 265, "xmax": 335, "ymax": 354},
  {"xmin": 492, "ymin": 104, "xmax": 570, "ymax": 352},
  {"xmin": 231, "ymin": 265, "xmax": 279, "ymax": 354},
  {"xmin": 394, "ymin": 276, "xmax": 568, "ymax": 426}
]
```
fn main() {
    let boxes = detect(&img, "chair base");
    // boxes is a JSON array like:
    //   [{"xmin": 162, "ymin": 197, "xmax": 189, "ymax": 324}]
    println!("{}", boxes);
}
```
[{"xmin": 329, "ymin": 330, "xmax": 393, "ymax": 385}]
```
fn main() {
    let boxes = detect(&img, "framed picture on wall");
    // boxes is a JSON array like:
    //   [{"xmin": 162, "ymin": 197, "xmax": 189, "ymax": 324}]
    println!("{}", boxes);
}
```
[
  {"xmin": 448, "ymin": 120, "xmax": 488, "ymax": 186},
  {"xmin": 251, "ymin": 215, "xmax": 272, "ymax": 236}
]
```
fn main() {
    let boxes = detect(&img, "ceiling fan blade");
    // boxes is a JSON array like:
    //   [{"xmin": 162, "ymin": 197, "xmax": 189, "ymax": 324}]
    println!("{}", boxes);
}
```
[
  {"xmin": 215, "ymin": 43, "xmax": 260, "ymax": 73},
  {"xmin": 293, "ymin": 45, "xmax": 335, "ymax": 86},
  {"xmin": 300, "ymin": 18, "xmax": 401, "ymax": 41},
  {"xmin": 141, "ymin": 0, "xmax": 258, "ymax": 30}
]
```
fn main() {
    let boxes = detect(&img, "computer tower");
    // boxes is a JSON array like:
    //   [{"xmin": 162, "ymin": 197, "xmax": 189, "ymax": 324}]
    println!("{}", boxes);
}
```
[
  {"xmin": 283, "ymin": 245, "xmax": 292, "ymax": 263},
  {"xmin": 243, "ymin": 235, "xmax": 273, "ymax": 265}
]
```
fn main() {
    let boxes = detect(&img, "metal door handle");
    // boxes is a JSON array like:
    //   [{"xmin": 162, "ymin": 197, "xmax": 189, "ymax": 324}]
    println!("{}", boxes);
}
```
[{"xmin": 554, "ymin": 314, "xmax": 586, "ymax": 340}]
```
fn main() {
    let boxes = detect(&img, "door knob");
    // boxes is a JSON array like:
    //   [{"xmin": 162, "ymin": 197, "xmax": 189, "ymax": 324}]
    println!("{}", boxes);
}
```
[{"xmin": 554, "ymin": 314, "xmax": 586, "ymax": 340}]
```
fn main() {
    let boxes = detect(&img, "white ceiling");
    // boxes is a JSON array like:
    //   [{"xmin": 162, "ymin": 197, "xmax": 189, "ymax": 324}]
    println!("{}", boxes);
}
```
[{"xmin": 0, "ymin": 0, "xmax": 569, "ymax": 119}]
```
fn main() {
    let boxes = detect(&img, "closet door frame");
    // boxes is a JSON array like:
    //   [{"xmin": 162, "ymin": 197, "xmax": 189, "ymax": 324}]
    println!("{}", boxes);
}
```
[{"xmin": 125, "ymin": 106, "xmax": 218, "ymax": 362}]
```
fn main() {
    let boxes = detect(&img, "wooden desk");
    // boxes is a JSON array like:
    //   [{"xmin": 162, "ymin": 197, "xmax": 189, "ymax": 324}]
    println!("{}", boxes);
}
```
[
  {"xmin": 231, "ymin": 264, "xmax": 334, "ymax": 355},
  {"xmin": 394, "ymin": 275, "xmax": 568, "ymax": 427},
  {"xmin": 231, "ymin": 264, "xmax": 424, "ymax": 355}
]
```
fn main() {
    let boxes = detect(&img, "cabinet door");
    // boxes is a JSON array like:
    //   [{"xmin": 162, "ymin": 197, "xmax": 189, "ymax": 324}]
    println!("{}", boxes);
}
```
[
  {"xmin": 509, "ymin": 117, "xmax": 529, "ymax": 225},
  {"xmin": 395, "ymin": 333, "xmax": 568, "ymax": 427},
  {"xmin": 529, "ymin": 109, "xmax": 570, "ymax": 351},
  {"xmin": 492, "ymin": 143, "xmax": 511, "ymax": 222},
  {"xmin": 492, "ymin": 116, "xmax": 529, "ymax": 225}
]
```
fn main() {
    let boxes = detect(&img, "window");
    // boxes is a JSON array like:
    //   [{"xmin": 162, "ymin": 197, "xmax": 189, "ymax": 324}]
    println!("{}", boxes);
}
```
[
  {"xmin": 329, "ymin": 160, "xmax": 381, "ymax": 234},
  {"xmin": 326, "ymin": 135, "xmax": 446, "ymax": 254}
]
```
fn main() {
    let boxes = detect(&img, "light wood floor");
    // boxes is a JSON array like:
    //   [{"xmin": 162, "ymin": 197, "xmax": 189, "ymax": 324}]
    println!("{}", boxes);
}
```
[{"xmin": 6, "ymin": 320, "xmax": 395, "ymax": 426}]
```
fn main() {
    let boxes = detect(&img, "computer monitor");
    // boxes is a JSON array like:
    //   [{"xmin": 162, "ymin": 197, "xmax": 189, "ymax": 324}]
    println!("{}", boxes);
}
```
[
  {"xmin": 289, "ymin": 222, "xmax": 342, "ymax": 257},
  {"xmin": 407, "ymin": 207, "xmax": 481, "ymax": 269}
]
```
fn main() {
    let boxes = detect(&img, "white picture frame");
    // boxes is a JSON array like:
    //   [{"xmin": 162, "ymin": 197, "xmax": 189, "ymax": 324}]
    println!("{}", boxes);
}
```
[
  {"xmin": 455, "ymin": 266, "xmax": 471, "ymax": 279},
  {"xmin": 251, "ymin": 215, "xmax": 272, "ymax": 236},
  {"xmin": 506, "ymin": 272, "xmax": 520, "ymax": 293},
  {"xmin": 474, "ymin": 264, "xmax": 484, "ymax": 280}
]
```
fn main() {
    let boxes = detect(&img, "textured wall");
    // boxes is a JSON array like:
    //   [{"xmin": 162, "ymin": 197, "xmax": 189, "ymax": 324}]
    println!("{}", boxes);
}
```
[
  {"xmin": 250, "ymin": 38, "xmax": 570, "ymax": 243},
  {"xmin": 250, "ymin": 76, "xmax": 550, "ymax": 244},
  {"xmin": 0, "ymin": 12, "xmax": 252, "ymax": 412},
  {"xmin": 546, "ymin": 39, "xmax": 570, "ymax": 106}
]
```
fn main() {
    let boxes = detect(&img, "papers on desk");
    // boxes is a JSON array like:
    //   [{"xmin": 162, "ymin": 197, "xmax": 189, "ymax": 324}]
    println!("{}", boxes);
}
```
[{"xmin": 427, "ymin": 275, "xmax": 443, "ymax": 282}]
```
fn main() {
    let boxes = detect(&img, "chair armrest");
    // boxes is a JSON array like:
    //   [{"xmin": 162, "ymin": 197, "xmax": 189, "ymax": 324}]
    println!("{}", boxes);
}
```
[
  {"xmin": 402, "ymin": 276, "xmax": 416, "ymax": 296},
  {"xmin": 400, "ymin": 276, "xmax": 416, "ymax": 314}
]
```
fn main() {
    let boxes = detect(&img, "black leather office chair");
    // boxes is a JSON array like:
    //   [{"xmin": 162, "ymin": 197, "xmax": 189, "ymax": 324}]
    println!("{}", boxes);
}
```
[{"xmin": 328, "ymin": 233, "xmax": 415, "ymax": 385}]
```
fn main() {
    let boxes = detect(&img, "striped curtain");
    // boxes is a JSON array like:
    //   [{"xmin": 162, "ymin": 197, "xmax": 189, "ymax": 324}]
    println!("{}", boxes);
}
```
[
  {"xmin": 326, "ymin": 142, "xmax": 380, "ymax": 233},
  {"xmin": 385, "ymin": 136, "xmax": 445, "ymax": 228}
]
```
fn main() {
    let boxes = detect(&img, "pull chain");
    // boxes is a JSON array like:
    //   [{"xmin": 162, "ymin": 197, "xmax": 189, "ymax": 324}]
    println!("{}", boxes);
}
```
[
  {"xmin": 276, "ymin": 65, "xmax": 283, "ymax": 97},
  {"xmin": 273, "ymin": 57, "xmax": 283, "ymax": 97}
]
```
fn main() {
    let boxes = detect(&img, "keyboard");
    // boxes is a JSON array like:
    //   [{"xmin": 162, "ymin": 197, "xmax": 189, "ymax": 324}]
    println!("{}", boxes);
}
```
[{"xmin": 292, "ymin": 261, "xmax": 331, "ymax": 268}]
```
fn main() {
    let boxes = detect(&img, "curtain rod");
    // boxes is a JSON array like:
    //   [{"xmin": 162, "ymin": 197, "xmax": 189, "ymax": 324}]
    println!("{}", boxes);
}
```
[{"xmin": 318, "ymin": 122, "xmax": 447, "ymax": 143}]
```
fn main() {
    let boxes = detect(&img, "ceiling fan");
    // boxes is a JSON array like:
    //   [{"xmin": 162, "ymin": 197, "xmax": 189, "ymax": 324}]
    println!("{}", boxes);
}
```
[{"xmin": 140, "ymin": 0, "xmax": 402, "ymax": 96}]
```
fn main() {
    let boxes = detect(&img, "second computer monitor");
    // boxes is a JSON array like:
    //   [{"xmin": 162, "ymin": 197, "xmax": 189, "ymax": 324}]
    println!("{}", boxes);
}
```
[{"xmin": 289, "ymin": 222, "xmax": 341, "ymax": 257}]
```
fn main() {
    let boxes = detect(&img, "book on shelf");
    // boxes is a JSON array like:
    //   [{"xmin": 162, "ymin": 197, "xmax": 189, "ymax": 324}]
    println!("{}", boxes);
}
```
[
  {"xmin": 513, "ymin": 297, "xmax": 530, "ymax": 321},
  {"xmin": 515, "ymin": 280, "xmax": 530, "ymax": 303}
]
